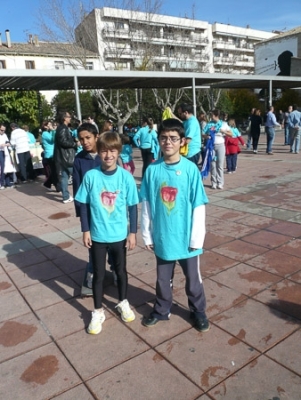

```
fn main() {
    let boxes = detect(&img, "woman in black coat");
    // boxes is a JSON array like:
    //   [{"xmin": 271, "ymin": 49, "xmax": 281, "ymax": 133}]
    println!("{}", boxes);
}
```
[{"xmin": 250, "ymin": 109, "xmax": 262, "ymax": 153}]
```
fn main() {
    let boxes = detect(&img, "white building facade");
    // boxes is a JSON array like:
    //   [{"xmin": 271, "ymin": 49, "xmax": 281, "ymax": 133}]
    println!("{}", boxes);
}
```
[{"xmin": 75, "ymin": 7, "xmax": 276, "ymax": 74}]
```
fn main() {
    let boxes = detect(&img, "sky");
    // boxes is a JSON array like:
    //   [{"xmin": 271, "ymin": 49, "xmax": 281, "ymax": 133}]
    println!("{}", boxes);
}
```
[{"xmin": 1, "ymin": 0, "xmax": 301, "ymax": 43}]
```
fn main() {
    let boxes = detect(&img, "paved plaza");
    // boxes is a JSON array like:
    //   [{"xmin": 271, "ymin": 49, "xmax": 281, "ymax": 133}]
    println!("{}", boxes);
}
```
[{"xmin": 1, "ymin": 133, "xmax": 301, "ymax": 399}]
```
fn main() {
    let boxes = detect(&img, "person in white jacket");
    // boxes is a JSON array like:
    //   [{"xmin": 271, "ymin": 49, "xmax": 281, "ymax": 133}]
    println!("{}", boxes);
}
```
[{"xmin": 10, "ymin": 123, "xmax": 33, "ymax": 182}]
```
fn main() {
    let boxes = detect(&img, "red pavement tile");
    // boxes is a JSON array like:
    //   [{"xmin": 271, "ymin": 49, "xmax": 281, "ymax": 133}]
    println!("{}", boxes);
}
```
[
  {"xmin": 288, "ymin": 270, "xmax": 301, "ymax": 284},
  {"xmin": 36, "ymin": 297, "xmax": 99, "ymax": 340},
  {"xmin": 0, "ymin": 249, "xmax": 48, "ymax": 272},
  {"xmin": 87, "ymin": 349, "xmax": 203, "ymax": 400},
  {"xmin": 0, "ymin": 226, "xmax": 26, "ymax": 244},
  {"xmin": 127, "ymin": 303, "xmax": 193, "ymax": 348},
  {"xmin": 8, "ymin": 261, "xmax": 65, "ymax": 288},
  {"xmin": 235, "ymin": 214, "xmax": 277, "ymax": 229},
  {"xmin": 0, "ymin": 272, "xmax": 15, "ymax": 294},
  {"xmin": 267, "ymin": 221, "xmax": 301, "ymax": 238},
  {"xmin": 246, "ymin": 249, "xmax": 301, "ymax": 277},
  {"xmin": 20, "ymin": 276, "xmax": 80, "ymax": 311},
  {"xmin": 204, "ymin": 232, "xmax": 234, "ymax": 250},
  {"xmin": 199, "ymin": 250, "xmax": 239, "ymax": 277},
  {"xmin": 206, "ymin": 208, "xmax": 246, "ymax": 221},
  {"xmin": 173, "ymin": 278, "xmax": 247, "ymax": 319},
  {"xmin": 0, "ymin": 313, "xmax": 52, "ymax": 363},
  {"xmin": 210, "ymin": 263, "xmax": 283, "ymax": 297},
  {"xmin": 155, "ymin": 325, "xmax": 259, "ymax": 392},
  {"xmin": 277, "ymin": 238, "xmax": 301, "ymax": 258},
  {"xmin": 267, "ymin": 329, "xmax": 301, "ymax": 375},
  {"xmin": 50, "ymin": 385, "xmax": 95, "ymax": 399},
  {"xmin": 212, "ymin": 240, "xmax": 268, "ymax": 262},
  {"xmin": 207, "ymin": 220, "xmax": 258, "ymax": 238},
  {"xmin": 241, "ymin": 230, "xmax": 291, "ymax": 249},
  {"xmin": 0, "ymin": 290, "xmax": 32, "ymax": 323},
  {"xmin": 103, "ymin": 275, "xmax": 155, "ymax": 308},
  {"xmin": 126, "ymin": 249, "xmax": 157, "ymax": 277},
  {"xmin": 211, "ymin": 298, "xmax": 299, "ymax": 352},
  {"xmin": 0, "ymin": 343, "xmax": 81, "ymax": 399},
  {"xmin": 254, "ymin": 279, "xmax": 301, "ymax": 320},
  {"xmin": 57, "ymin": 318, "xmax": 150, "ymax": 380},
  {"xmin": 208, "ymin": 355, "xmax": 301, "ymax": 399}
]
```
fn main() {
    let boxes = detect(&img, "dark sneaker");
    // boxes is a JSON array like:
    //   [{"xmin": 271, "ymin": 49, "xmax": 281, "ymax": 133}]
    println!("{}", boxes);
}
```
[
  {"xmin": 194, "ymin": 317, "xmax": 210, "ymax": 332},
  {"xmin": 143, "ymin": 315, "xmax": 160, "ymax": 327}
]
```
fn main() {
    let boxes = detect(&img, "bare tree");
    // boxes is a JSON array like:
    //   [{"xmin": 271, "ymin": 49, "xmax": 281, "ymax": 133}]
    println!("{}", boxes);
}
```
[{"xmin": 95, "ymin": 88, "xmax": 139, "ymax": 133}]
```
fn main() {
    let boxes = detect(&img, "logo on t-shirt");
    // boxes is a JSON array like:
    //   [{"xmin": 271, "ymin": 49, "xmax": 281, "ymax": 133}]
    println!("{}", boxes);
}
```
[
  {"xmin": 160, "ymin": 184, "xmax": 178, "ymax": 214},
  {"xmin": 100, "ymin": 189, "xmax": 119, "ymax": 214}
]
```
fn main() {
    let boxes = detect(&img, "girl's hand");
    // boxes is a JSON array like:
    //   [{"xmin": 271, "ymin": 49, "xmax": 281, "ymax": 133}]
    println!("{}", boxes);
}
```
[
  {"xmin": 126, "ymin": 233, "xmax": 136, "ymax": 250},
  {"xmin": 83, "ymin": 231, "xmax": 92, "ymax": 248}
]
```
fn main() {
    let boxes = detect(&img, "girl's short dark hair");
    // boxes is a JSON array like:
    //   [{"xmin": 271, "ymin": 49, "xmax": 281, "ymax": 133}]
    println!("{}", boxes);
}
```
[
  {"xmin": 97, "ymin": 131, "xmax": 122, "ymax": 153},
  {"xmin": 158, "ymin": 118, "xmax": 185, "ymax": 139},
  {"xmin": 77, "ymin": 122, "xmax": 99, "ymax": 137}
]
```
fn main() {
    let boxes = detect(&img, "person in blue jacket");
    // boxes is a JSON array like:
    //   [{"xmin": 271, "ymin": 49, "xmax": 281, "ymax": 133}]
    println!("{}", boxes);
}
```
[{"xmin": 133, "ymin": 117, "xmax": 158, "ymax": 177}]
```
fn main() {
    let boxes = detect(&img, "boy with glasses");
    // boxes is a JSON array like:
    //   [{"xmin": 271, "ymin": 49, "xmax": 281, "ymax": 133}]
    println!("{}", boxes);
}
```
[{"xmin": 140, "ymin": 118, "xmax": 209, "ymax": 332}]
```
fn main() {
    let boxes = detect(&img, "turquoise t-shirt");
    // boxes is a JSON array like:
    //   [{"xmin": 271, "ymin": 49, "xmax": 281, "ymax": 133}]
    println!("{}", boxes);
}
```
[
  {"xmin": 120, "ymin": 144, "xmax": 133, "ymax": 163},
  {"xmin": 75, "ymin": 166, "xmax": 139, "ymax": 243},
  {"xmin": 183, "ymin": 115, "xmax": 201, "ymax": 158},
  {"xmin": 41, "ymin": 130, "xmax": 55, "ymax": 158},
  {"xmin": 133, "ymin": 126, "xmax": 158, "ymax": 149},
  {"xmin": 140, "ymin": 157, "xmax": 208, "ymax": 261}
]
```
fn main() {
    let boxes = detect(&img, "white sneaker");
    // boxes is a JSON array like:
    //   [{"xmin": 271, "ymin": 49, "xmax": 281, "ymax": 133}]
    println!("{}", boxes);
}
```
[
  {"xmin": 87, "ymin": 309, "xmax": 105, "ymax": 334},
  {"xmin": 116, "ymin": 299, "xmax": 135, "ymax": 322},
  {"xmin": 63, "ymin": 196, "xmax": 74, "ymax": 204},
  {"xmin": 87, "ymin": 272, "xmax": 93, "ymax": 289},
  {"xmin": 0, "ymin": 186, "xmax": 5, "ymax": 190}
]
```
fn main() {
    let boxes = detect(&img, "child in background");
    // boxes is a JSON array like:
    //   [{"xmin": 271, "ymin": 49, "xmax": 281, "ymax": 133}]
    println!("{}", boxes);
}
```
[
  {"xmin": 140, "ymin": 118, "xmax": 209, "ymax": 332},
  {"xmin": 75, "ymin": 132, "xmax": 139, "ymax": 334},
  {"xmin": 225, "ymin": 119, "xmax": 245, "ymax": 173},
  {"xmin": 120, "ymin": 135, "xmax": 135, "ymax": 175},
  {"xmin": 73, "ymin": 123, "xmax": 100, "ymax": 289}
]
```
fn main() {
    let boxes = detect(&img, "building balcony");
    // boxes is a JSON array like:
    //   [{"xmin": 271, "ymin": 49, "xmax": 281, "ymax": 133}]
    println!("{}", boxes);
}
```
[{"xmin": 213, "ymin": 56, "xmax": 254, "ymax": 67}]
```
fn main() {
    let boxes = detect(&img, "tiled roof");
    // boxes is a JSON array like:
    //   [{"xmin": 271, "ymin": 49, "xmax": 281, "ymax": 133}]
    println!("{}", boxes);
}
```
[
  {"xmin": 0, "ymin": 41, "xmax": 99, "ymax": 58},
  {"xmin": 259, "ymin": 26, "xmax": 301, "ymax": 44}
]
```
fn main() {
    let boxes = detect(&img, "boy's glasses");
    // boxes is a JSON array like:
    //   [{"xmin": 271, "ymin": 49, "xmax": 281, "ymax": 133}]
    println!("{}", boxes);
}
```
[{"xmin": 159, "ymin": 136, "xmax": 181, "ymax": 143}]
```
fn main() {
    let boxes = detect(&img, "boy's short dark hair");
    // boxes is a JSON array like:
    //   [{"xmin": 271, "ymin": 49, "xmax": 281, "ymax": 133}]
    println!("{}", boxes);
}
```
[
  {"xmin": 179, "ymin": 103, "xmax": 194, "ymax": 114},
  {"xmin": 158, "ymin": 118, "xmax": 185, "ymax": 139},
  {"xmin": 97, "ymin": 131, "xmax": 122, "ymax": 153},
  {"xmin": 77, "ymin": 122, "xmax": 99, "ymax": 137}
]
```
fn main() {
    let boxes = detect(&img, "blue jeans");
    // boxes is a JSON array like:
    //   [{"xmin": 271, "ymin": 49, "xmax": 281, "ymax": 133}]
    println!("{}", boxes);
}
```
[
  {"xmin": 284, "ymin": 124, "xmax": 290, "ymax": 145},
  {"xmin": 289, "ymin": 127, "xmax": 300, "ymax": 153},
  {"xmin": 265, "ymin": 127, "xmax": 275, "ymax": 153},
  {"xmin": 61, "ymin": 167, "xmax": 73, "ymax": 201}
]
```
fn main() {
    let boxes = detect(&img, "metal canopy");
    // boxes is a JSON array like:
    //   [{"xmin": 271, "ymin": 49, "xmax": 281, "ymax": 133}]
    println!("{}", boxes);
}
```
[{"xmin": 0, "ymin": 69, "xmax": 301, "ymax": 91}]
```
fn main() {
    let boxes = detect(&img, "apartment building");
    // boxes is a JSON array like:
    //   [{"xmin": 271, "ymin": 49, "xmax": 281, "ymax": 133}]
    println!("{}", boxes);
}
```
[
  {"xmin": 0, "ymin": 30, "xmax": 101, "ymax": 71},
  {"xmin": 75, "ymin": 7, "xmax": 276, "ymax": 74}
]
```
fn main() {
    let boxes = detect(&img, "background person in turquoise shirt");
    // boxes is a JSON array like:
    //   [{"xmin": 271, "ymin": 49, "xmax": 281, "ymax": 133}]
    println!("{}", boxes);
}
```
[
  {"xmin": 133, "ymin": 116, "xmax": 158, "ymax": 177},
  {"xmin": 177, "ymin": 103, "xmax": 201, "ymax": 165}
]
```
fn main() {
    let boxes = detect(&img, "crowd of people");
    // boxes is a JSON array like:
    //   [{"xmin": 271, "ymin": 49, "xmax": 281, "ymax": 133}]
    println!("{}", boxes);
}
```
[
  {"xmin": 246, "ymin": 104, "xmax": 301, "ymax": 155},
  {"xmin": 1, "ymin": 102, "xmax": 301, "ymax": 337}
]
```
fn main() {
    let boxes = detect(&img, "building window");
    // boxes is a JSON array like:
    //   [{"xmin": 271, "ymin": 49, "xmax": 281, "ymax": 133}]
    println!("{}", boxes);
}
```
[
  {"xmin": 25, "ymin": 60, "xmax": 35, "ymax": 69},
  {"xmin": 116, "ymin": 62, "xmax": 127, "ymax": 70},
  {"xmin": 86, "ymin": 62, "xmax": 94, "ymax": 70},
  {"xmin": 115, "ymin": 21, "xmax": 124, "ymax": 30},
  {"xmin": 0, "ymin": 60, "xmax": 6, "ymax": 69},
  {"xmin": 54, "ymin": 61, "xmax": 65, "ymax": 70}
]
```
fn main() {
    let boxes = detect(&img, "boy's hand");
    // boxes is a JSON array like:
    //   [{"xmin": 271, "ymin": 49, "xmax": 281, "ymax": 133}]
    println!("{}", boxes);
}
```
[
  {"xmin": 83, "ymin": 231, "xmax": 92, "ymax": 248},
  {"xmin": 126, "ymin": 233, "xmax": 136, "ymax": 250},
  {"xmin": 145, "ymin": 245, "xmax": 154, "ymax": 251}
]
